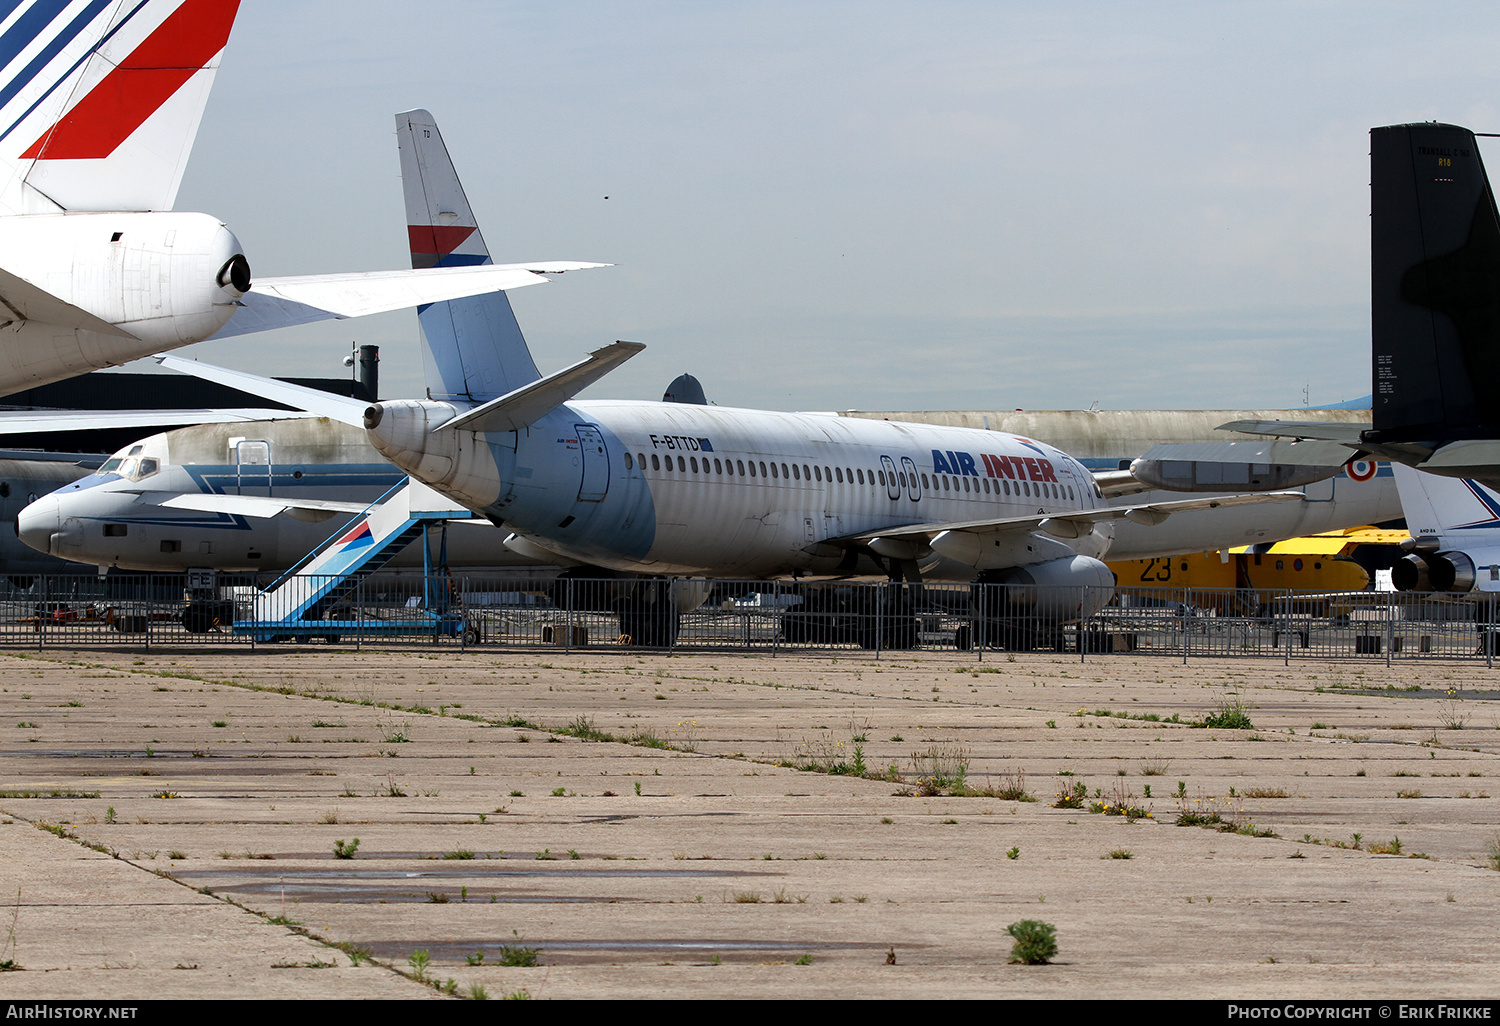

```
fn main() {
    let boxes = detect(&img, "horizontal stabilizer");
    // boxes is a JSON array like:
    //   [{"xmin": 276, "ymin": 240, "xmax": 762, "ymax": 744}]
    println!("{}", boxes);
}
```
[
  {"xmin": 155, "ymin": 355, "xmax": 371, "ymax": 426},
  {"xmin": 439, "ymin": 341, "xmax": 646, "ymax": 434},
  {"xmin": 0, "ymin": 265, "xmax": 136, "ymax": 337},
  {"xmin": 207, "ymin": 262, "xmax": 609, "ymax": 340}
]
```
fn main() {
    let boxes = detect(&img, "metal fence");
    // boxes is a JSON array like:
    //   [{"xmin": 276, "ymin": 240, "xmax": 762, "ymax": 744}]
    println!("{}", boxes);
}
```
[{"xmin": 2, "ymin": 573, "xmax": 1497, "ymax": 664}]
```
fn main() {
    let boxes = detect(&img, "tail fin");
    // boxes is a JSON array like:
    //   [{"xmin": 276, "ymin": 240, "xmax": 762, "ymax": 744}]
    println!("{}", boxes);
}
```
[
  {"xmin": 1390, "ymin": 462, "xmax": 1500, "ymax": 542},
  {"xmin": 396, "ymin": 107, "xmax": 540, "ymax": 403},
  {"xmin": 1370, "ymin": 122, "xmax": 1500, "ymax": 443},
  {"xmin": 0, "ymin": 0, "xmax": 240, "ymax": 213}
]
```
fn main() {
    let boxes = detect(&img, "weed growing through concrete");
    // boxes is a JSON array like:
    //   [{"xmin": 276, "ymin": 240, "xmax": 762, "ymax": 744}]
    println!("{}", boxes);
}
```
[
  {"xmin": 408, "ymin": 949, "xmax": 430, "ymax": 981},
  {"xmin": 332, "ymin": 838, "xmax": 360, "ymax": 859},
  {"xmin": 498, "ymin": 932, "xmax": 538, "ymax": 966},
  {"xmin": 1201, "ymin": 696, "xmax": 1253, "ymax": 730},
  {"xmin": 1106, "ymin": 848, "xmax": 1133, "ymax": 859},
  {"xmin": 1006, "ymin": 920, "xmax": 1057, "ymax": 965}
]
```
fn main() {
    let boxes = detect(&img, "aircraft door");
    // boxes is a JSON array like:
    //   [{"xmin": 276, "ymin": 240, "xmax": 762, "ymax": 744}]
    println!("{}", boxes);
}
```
[
  {"xmin": 1304, "ymin": 476, "xmax": 1334, "ymax": 502},
  {"xmin": 233, "ymin": 440, "xmax": 272, "ymax": 497},
  {"xmin": 880, "ymin": 456, "xmax": 901, "ymax": 500},
  {"xmin": 575, "ymin": 425, "xmax": 609, "ymax": 502},
  {"xmin": 900, "ymin": 456, "xmax": 922, "ymax": 502}
]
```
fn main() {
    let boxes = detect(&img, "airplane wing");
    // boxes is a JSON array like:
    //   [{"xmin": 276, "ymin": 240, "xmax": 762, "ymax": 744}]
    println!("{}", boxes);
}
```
[
  {"xmin": 846, "ymin": 492, "xmax": 1305, "ymax": 546},
  {"xmin": 206, "ymin": 262, "xmax": 611, "ymax": 341},
  {"xmin": 1218, "ymin": 419, "xmax": 1368, "ymax": 442},
  {"xmin": 147, "ymin": 493, "xmax": 372, "ymax": 519},
  {"xmin": 0, "ymin": 407, "xmax": 311, "ymax": 435}
]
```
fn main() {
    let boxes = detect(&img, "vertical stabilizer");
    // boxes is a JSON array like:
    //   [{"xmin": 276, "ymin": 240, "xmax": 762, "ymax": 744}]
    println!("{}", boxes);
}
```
[
  {"xmin": 1390, "ymin": 463, "xmax": 1500, "ymax": 540},
  {"xmin": 396, "ymin": 107, "xmax": 540, "ymax": 403},
  {"xmin": 0, "ymin": 0, "xmax": 240, "ymax": 213},
  {"xmin": 1370, "ymin": 123, "xmax": 1500, "ymax": 442}
]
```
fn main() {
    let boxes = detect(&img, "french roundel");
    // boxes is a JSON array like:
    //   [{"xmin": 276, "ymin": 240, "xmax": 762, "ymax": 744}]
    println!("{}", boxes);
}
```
[{"xmin": 1345, "ymin": 459, "xmax": 1376, "ymax": 482}]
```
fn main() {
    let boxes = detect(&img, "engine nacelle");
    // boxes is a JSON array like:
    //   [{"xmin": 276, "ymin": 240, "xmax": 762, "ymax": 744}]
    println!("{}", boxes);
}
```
[
  {"xmin": 1391, "ymin": 554, "xmax": 1432, "ymax": 592},
  {"xmin": 986, "ymin": 554, "xmax": 1116, "ymax": 620},
  {"xmin": 364, "ymin": 400, "xmax": 503, "ymax": 510},
  {"xmin": 1428, "ymin": 551, "xmax": 1477, "ymax": 593},
  {"xmin": 0, "ymin": 211, "xmax": 246, "ymax": 346}
]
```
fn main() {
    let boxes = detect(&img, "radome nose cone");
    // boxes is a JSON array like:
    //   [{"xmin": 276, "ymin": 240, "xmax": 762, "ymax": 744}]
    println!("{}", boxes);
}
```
[{"xmin": 17, "ymin": 494, "xmax": 58, "ymax": 555}]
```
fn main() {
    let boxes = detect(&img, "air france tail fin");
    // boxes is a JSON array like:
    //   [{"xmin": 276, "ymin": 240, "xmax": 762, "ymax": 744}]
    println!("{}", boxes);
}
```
[
  {"xmin": 396, "ymin": 107, "xmax": 541, "ymax": 403},
  {"xmin": 0, "ymin": 0, "xmax": 240, "ymax": 214},
  {"xmin": 1369, "ymin": 123, "xmax": 1500, "ymax": 444}
]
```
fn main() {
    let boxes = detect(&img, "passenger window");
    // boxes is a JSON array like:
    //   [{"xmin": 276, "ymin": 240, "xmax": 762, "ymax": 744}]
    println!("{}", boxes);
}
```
[
  {"xmin": 782, "ymin": 463, "xmax": 789, "ymax": 479},
  {"xmin": 625, "ymin": 452, "xmax": 634, "ymax": 469},
  {"xmin": 793, "ymin": 464, "xmax": 801, "ymax": 480},
  {"xmin": 814, "ymin": 466, "xmax": 822, "ymax": 482},
  {"xmin": 690, "ymin": 456, "xmax": 698, "ymax": 472},
  {"xmin": 651, "ymin": 454, "xmax": 660, "ymax": 470},
  {"xmin": 715, "ymin": 458, "xmax": 723, "ymax": 474},
  {"xmin": 678, "ymin": 456, "xmax": 686, "ymax": 472},
  {"xmin": 737, "ymin": 460, "xmax": 745, "ymax": 475},
  {"xmin": 835, "ymin": 467, "xmax": 843, "ymax": 483},
  {"xmin": 759, "ymin": 461, "xmax": 767, "ymax": 477}
]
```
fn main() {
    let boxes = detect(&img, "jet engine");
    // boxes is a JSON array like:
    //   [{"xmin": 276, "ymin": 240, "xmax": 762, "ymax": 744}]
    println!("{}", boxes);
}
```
[
  {"xmin": 983, "ymin": 554, "xmax": 1117, "ymax": 620},
  {"xmin": 1392, "ymin": 549, "xmax": 1500, "ymax": 593}
]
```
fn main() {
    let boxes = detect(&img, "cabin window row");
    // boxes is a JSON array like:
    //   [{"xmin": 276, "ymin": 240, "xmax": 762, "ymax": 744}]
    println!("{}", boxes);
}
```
[{"xmin": 621, "ymin": 451, "xmax": 1076, "ymax": 502}]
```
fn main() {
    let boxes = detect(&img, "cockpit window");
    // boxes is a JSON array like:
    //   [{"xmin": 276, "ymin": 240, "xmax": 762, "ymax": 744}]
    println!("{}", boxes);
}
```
[
  {"xmin": 128, "ymin": 445, "xmax": 143, "ymax": 456},
  {"xmin": 117, "ymin": 459, "xmax": 138, "ymax": 479},
  {"xmin": 96, "ymin": 458, "xmax": 123, "ymax": 476},
  {"xmin": 136, "ymin": 458, "xmax": 159, "ymax": 479}
]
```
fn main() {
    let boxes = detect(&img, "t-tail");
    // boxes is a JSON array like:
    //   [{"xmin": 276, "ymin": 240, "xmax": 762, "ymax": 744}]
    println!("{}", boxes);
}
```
[
  {"xmin": 0, "ymin": 0, "xmax": 241, "ymax": 214},
  {"xmin": 1369, "ymin": 123, "xmax": 1500, "ymax": 447},
  {"xmin": 396, "ymin": 107, "xmax": 540, "ymax": 402}
]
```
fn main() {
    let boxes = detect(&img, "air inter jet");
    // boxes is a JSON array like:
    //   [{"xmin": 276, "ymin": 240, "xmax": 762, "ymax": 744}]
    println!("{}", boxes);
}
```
[
  {"xmin": 0, "ymin": 0, "xmax": 604, "ymax": 394},
  {"xmin": 1222, "ymin": 122, "xmax": 1500, "ymax": 489},
  {"xmin": 145, "ymin": 109, "xmax": 1307, "ymax": 645}
]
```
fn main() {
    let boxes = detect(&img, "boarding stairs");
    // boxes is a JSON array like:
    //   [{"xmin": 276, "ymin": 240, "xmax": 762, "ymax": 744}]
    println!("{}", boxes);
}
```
[{"xmin": 236, "ymin": 479, "xmax": 476, "ymax": 640}]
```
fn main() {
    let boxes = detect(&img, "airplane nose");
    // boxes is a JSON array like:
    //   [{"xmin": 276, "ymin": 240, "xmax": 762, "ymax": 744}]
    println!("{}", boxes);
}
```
[{"xmin": 16, "ymin": 494, "xmax": 59, "ymax": 555}]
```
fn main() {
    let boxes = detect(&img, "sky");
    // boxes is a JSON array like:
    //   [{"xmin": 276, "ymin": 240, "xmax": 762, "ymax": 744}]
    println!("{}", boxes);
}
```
[{"xmin": 164, "ymin": 0, "xmax": 1500, "ymax": 412}]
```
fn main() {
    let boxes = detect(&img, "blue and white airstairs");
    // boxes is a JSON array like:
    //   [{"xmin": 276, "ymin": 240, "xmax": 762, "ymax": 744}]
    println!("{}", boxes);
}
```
[{"xmin": 235, "ymin": 479, "xmax": 477, "ymax": 643}]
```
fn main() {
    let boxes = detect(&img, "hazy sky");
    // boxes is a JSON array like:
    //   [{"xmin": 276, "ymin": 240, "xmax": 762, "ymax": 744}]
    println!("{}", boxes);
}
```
[{"xmin": 166, "ymin": 1, "xmax": 1500, "ymax": 412}]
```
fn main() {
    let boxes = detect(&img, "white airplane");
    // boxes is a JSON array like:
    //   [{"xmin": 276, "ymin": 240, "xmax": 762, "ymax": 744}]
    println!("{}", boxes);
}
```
[
  {"xmin": 1222, "ymin": 122, "xmax": 1500, "ymax": 487},
  {"xmin": 0, "ymin": 0, "xmax": 604, "ymax": 395},
  {"xmin": 138, "ymin": 108, "xmax": 1309, "ymax": 646},
  {"xmin": 1388, "ymin": 464, "xmax": 1500, "ymax": 595}
]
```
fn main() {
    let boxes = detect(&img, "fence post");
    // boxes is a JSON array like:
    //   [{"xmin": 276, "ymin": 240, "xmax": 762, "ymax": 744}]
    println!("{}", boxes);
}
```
[
  {"xmin": 977, "ymin": 582, "xmax": 986, "ymax": 661},
  {"xmin": 1182, "ymin": 589, "xmax": 1190, "ymax": 665},
  {"xmin": 1079, "ymin": 587, "xmax": 1086, "ymax": 664},
  {"xmin": 1385, "ymin": 592, "xmax": 1393, "ymax": 668},
  {"xmin": 669, "ymin": 579, "xmax": 678, "ymax": 654},
  {"xmin": 1489, "ymin": 594, "xmax": 1495, "ymax": 670},
  {"xmin": 564, "ymin": 578, "xmax": 573, "ymax": 654},
  {"xmin": 1283, "ymin": 591, "xmax": 1291, "ymax": 666}
]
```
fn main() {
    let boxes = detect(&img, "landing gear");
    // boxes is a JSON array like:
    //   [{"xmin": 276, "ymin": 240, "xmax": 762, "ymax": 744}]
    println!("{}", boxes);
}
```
[
  {"xmin": 780, "ymin": 582, "xmax": 920, "ymax": 649},
  {"xmin": 615, "ymin": 580, "xmax": 679, "ymax": 647}
]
